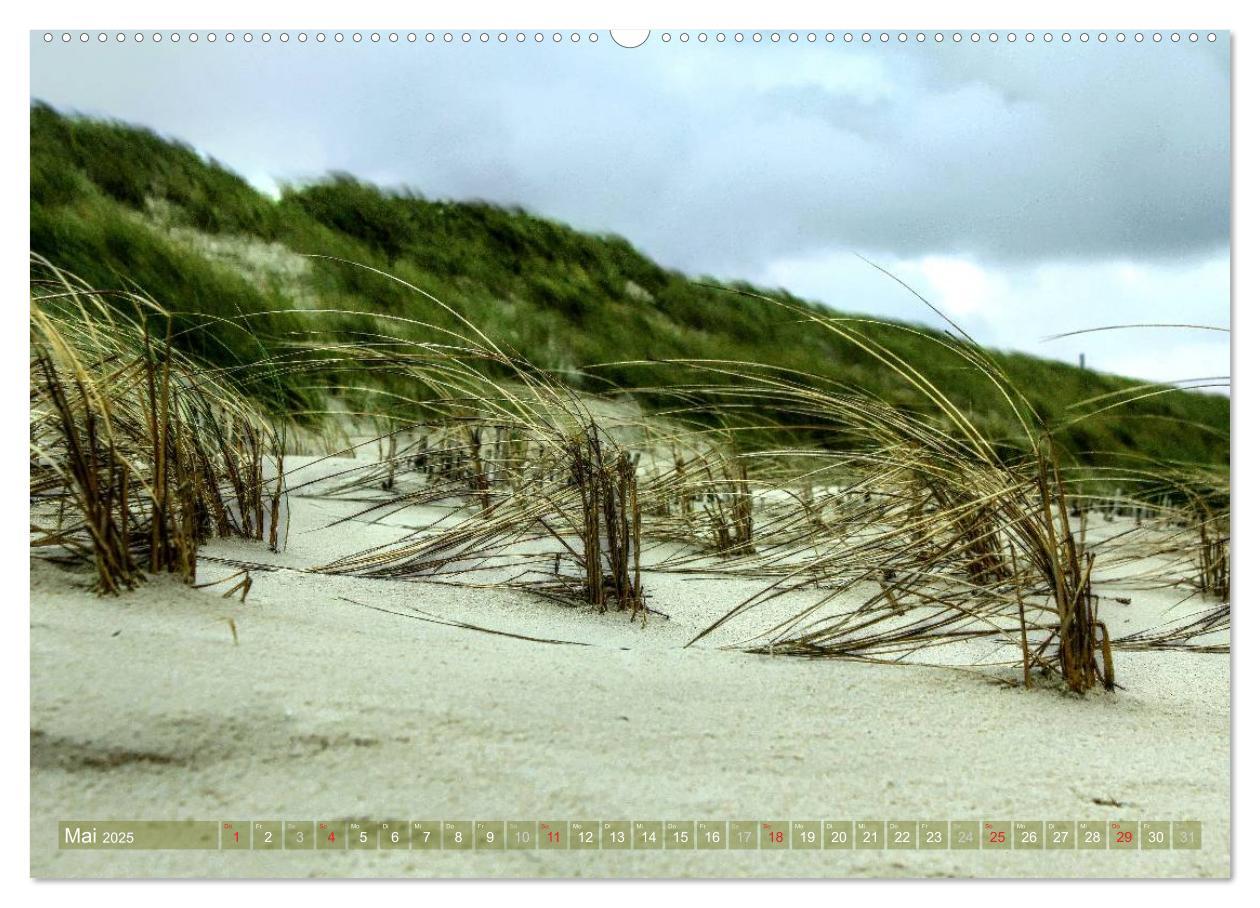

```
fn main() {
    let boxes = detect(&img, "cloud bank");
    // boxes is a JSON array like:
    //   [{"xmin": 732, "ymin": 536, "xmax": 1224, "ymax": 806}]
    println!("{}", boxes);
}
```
[{"xmin": 30, "ymin": 33, "xmax": 1231, "ymax": 384}]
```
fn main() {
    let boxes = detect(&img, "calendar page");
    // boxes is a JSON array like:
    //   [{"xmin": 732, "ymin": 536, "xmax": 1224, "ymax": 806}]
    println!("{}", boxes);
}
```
[{"xmin": 26, "ymin": 5, "xmax": 1232, "ymax": 884}]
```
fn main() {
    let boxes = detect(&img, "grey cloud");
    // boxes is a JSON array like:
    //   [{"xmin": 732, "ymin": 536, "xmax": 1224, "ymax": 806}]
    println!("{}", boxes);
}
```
[{"xmin": 30, "ymin": 34, "xmax": 1229, "ymax": 277}]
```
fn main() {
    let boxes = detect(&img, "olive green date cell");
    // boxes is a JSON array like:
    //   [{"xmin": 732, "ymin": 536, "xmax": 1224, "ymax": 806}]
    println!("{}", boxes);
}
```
[
  {"xmin": 855, "ymin": 820, "xmax": 884, "ymax": 850},
  {"xmin": 476, "ymin": 821, "xmax": 506, "ymax": 850},
  {"xmin": 951, "ymin": 821, "xmax": 980, "ymax": 850},
  {"xmin": 982, "ymin": 821, "xmax": 1012, "ymax": 850},
  {"xmin": 539, "ymin": 821, "xmax": 568, "ymax": 849},
  {"xmin": 601, "ymin": 821, "xmax": 631, "ymax": 850},
  {"xmin": 824, "ymin": 821, "xmax": 854, "ymax": 849},
  {"xmin": 1078, "ymin": 821, "xmax": 1107, "ymax": 851},
  {"xmin": 1013, "ymin": 821, "xmax": 1044, "ymax": 850},
  {"xmin": 378, "ymin": 820, "xmax": 407, "ymax": 850},
  {"xmin": 443, "ymin": 821, "xmax": 473, "ymax": 851},
  {"xmin": 252, "ymin": 821, "xmax": 282, "ymax": 850},
  {"xmin": 633, "ymin": 821, "xmax": 663, "ymax": 849},
  {"xmin": 283, "ymin": 821, "xmax": 314, "ymax": 850},
  {"xmin": 315, "ymin": 820, "xmax": 345, "ymax": 850},
  {"xmin": 665, "ymin": 821, "xmax": 695, "ymax": 850},
  {"xmin": 760, "ymin": 820, "xmax": 789, "ymax": 850},
  {"xmin": 411, "ymin": 821, "xmax": 441, "ymax": 850},
  {"xmin": 1173, "ymin": 820, "xmax": 1203, "ymax": 850},
  {"xmin": 221, "ymin": 820, "xmax": 250, "ymax": 850},
  {"xmin": 507, "ymin": 821, "xmax": 537, "ymax": 850},
  {"xmin": 729, "ymin": 821, "xmax": 759, "ymax": 850},
  {"xmin": 570, "ymin": 821, "xmax": 599, "ymax": 850},
  {"xmin": 1141, "ymin": 821, "xmax": 1171, "ymax": 850},
  {"xmin": 918, "ymin": 821, "xmax": 948, "ymax": 850},
  {"xmin": 1110, "ymin": 820, "xmax": 1139, "ymax": 851},
  {"xmin": 697, "ymin": 821, "xmax": 727, "ymax": 850},
  {"xmin": 1046, "ymin": 821, "xmax": 1075, "ymax": 850},
  {"xmin": 347, "ymin": 820, "xmax": 375, "ymax": 850},
  {"xmin": 887, "ymin": 821, "xmax": 916, "ymax": 850},
  {"xmin": 791, "ymin": 821, "xmax": 822, "ymax": 850}
]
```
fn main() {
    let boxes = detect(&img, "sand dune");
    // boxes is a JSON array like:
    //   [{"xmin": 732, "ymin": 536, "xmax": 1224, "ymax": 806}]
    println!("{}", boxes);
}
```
[{"xmin": 30, "ymin": 459, "xmax": 1230, "ymax": 878}]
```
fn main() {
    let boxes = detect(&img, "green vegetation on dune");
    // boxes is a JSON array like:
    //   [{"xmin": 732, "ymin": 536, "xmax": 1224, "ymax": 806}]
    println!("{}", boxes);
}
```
[{"xmin": 29, "ymin": 103, "xmax": 1229, "ymax": 466}]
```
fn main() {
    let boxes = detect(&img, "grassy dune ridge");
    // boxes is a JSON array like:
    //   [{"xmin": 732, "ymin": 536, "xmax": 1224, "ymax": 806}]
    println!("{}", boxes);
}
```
[{"xmin": 30, "ymin": 103, "xmax": 1228, "ymax": 466}]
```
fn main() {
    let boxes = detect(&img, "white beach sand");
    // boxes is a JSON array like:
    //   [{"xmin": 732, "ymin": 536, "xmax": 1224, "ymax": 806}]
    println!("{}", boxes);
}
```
[{"xmin": 30, "ymin": 458, "xmax": 1230, "ymax": 878}]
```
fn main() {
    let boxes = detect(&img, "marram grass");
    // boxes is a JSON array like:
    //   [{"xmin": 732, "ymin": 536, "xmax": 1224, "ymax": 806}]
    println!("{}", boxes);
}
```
[
  {"xmin": 29, "ymin": 256, "xmax": 287, "ymax": 592},
  {"xmin": 28, "ymin": 258, "xmax": 1229, "ymax": 694}
]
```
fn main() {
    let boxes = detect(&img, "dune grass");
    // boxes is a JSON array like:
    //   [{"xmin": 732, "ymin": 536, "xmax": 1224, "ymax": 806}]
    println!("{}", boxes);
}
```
[
  {"xmin": 29, "ymin": 257, "xmax": 287, "ymax": 592},
  {"xmin": 28, "ymin": 255, "xmax": 1229, "ymax": 693}
]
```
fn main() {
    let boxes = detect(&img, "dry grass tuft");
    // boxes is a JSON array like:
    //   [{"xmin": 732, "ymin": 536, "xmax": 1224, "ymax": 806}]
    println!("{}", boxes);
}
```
[{"xmin": 29, "ymin": 258, "xmax": 288, "ymax": 592}]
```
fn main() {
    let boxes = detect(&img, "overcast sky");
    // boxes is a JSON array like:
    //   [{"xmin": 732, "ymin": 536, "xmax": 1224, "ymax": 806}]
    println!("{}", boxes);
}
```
[{"xmin": 30, "ymin": 32, "xmax": 1231, "ymax": 387}]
